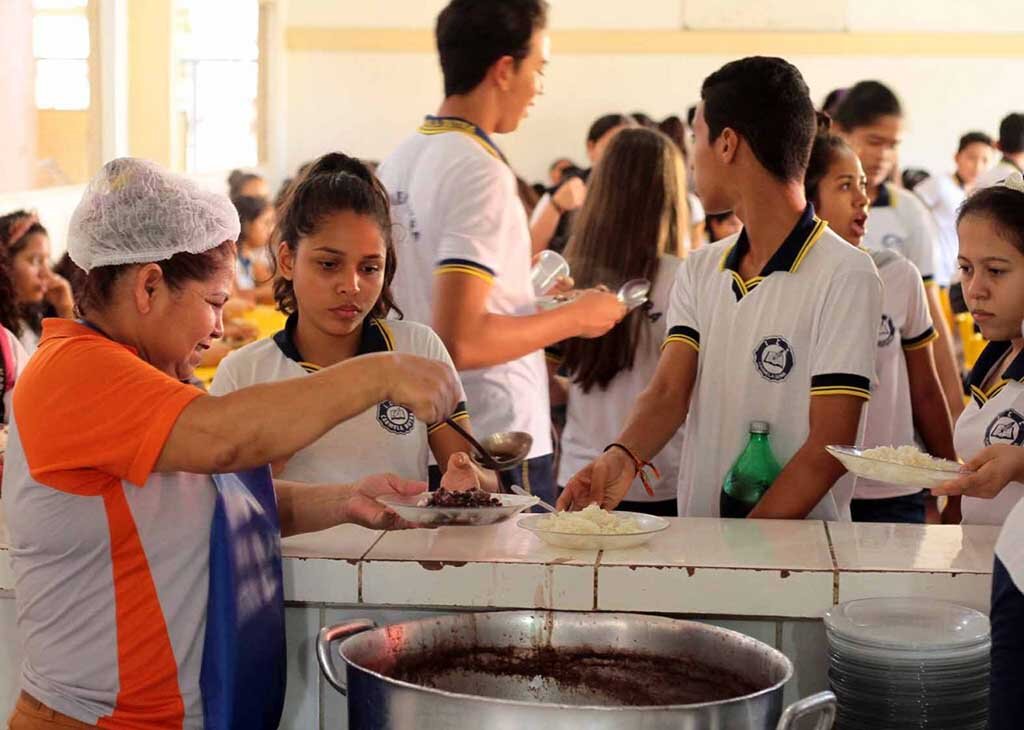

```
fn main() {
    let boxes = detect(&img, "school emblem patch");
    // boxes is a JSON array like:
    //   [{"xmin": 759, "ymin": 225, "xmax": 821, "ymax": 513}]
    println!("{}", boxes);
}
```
[
  {"xmin": 881, "ymin": 233, "xmax": 904, "ymax": 250},
  {"xmin": 377, "ymin": 401, "xmax": 416, "ymax": 435},
  {"xmin": 878, "ymin": 314, "xmax": 896, "ymax": 347},
  {"xmin": 985, "ymin": 409, "xmax": 1024, "ymax": 447},
  {"xmin": 754, "ymin": 336, "xmax": 795, "ymax": 382}
]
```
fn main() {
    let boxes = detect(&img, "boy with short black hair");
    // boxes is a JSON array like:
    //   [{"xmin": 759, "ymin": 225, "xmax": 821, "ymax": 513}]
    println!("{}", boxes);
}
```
[
  {"xmin": 915, "ymin": 131, "xmax": 995, "ymax": 287},
  {"xmin": 559, "ymin": 56, "xmax": 882, "ymax": 520},
  {"xmin": 378, "ymin": 0, "xmax": 625, "ymax": 505},
  {"xmin": 974, "ymin": 113, "xmax": 1024, "ymax": 190}
]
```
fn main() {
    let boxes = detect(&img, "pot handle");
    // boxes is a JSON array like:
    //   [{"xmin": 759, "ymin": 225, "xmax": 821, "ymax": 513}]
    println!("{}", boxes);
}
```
[
  {"xmin": 775, "ymin": 691, "xmax": 836, "ymax": 730},
  {"xmin": 316, "ymin": 619, "xmax": 377, "ymax": 695}
]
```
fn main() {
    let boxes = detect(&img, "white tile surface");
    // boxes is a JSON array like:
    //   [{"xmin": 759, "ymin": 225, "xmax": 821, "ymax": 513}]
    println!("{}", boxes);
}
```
[
  {"xmin": 0, "ymin": 550, "xmax": 11, "ymax": 592},
  {"xmin": 282, "ymin": 524, "xmax": 384, "ymax": 560},
  {"xmin": 598, "ymin": 518, "xmax": 834, "ymax": 570},
  {"xmin": 597, "ymin": 519, "xmax": 834, "ymax": 617},
  {"xmin": 696, "ymin": 618, "xmax": 779, "ymax": 649},
  {"xmin": 282, "ymin": 524, "xmax": 385, "ymax": 604},
  {"xmin": 280, "ymin": 606, "xmax": 321, "ymax": 730},
  {"xmin": 364, "ymin": 521, "xmax": 598, "ymax": 565},
  {"xmin": 0, "ymin": 597, "xmax": 21, "ymax": 723},
  {"xmin": 827, "ymin": 522, "xmax": 999, "ymax": 573},
  {"xmin": 837, "ymin": 571, "xmax": 994, "ymax": 613},
  {"xmin": 779, "ymin": 621, "xmax": 830, "ymax": 709},
  {"xmin": 598, "ymin": 565, "xmax": 834, "ymax": 617},
  {"xmin": 362, "ymin": 521, "xmax": 597, "ymax": 609}
]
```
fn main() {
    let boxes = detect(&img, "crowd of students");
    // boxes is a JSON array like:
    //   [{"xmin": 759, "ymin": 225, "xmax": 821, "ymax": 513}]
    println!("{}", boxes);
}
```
[{"xmin": 0, "ymin": 0, "xmax": 1023, "ymax": 727}]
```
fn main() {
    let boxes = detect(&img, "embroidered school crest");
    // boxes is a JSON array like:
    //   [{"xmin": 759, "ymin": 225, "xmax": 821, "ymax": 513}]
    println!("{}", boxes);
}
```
[
  {"xmin": 377, "ymin": 401, "xmax": 416, "ymax": 435},
  {"xmin": 985, "ymin": 409, "xmax": 1024, "ymax": 447},
  {"xmin": 878, "ymin": 314, "xmax": 896, "ymax": 347},
  {"xmin": 754, "ymin": 336, "xmax": 795, "ymax": 382},
  {"xmin": 881, "ymin": 233, "xmax": 904, "ymax": 250}
]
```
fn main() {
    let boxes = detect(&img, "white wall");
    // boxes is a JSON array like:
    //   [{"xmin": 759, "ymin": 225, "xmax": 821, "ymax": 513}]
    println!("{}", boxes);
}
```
[
  {"xmin": 0, "ymin": 169, "xmax": 242, "ymax": 259},
  {"xmin": 280, "ymin": 0, "xmax": 1024, "ymax": 184}
]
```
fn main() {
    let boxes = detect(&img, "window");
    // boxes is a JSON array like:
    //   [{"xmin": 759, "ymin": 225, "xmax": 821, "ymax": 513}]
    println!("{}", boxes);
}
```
[
  {"xmin": 33, "ymin": 0, "xmax": 91, "ymax": 111},
  {"xmin": 175, "ymin": 0, "xmax": 260, "ymax": 173}
]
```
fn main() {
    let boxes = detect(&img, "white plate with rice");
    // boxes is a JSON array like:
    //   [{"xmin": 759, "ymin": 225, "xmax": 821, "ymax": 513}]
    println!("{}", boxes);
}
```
[
  {"xmin": 518, "ymin": 504, "xmax": 669, "ymax": 550},
  {"xmin": 826, "ymin": 444, "xmax": 964, "ymax": 489}
]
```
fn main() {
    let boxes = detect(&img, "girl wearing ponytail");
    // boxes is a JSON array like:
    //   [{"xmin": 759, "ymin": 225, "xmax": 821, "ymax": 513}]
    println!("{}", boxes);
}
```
[{"xmin": 210, "ymin": 152, "xmax": 496, "ymax": 491}]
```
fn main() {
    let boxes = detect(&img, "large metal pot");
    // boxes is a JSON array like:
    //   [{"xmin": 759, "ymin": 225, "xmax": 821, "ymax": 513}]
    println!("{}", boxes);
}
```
[{"xmin": 317, "ymin": 610, "xmax": 835, "ymax": 729}]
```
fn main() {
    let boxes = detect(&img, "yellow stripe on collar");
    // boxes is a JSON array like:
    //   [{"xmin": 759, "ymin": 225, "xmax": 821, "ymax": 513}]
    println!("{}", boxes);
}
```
[
  {"xmin": 418, "ymin": 118, "xmax": 505, "ymax": 163},
  {"xmin": 790, "ymin": 217, "xmax": 828, "ymax": 273}
]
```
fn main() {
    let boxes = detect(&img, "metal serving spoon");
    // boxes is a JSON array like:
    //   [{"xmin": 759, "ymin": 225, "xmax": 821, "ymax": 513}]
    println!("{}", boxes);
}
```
[
  {"xmin": 444, "ymin": 419, "xmax": 533, "ymax": 472},
  {"xmin": 510, "ymin": 484, "xmax": 557, "ymax": 513},
  {"xmin": 617, "ymin": 278, "xmax": 652, "ymax": 311}
]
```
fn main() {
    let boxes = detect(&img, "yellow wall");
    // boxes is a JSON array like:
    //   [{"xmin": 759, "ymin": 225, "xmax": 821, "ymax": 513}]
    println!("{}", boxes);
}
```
[
  {"xmin": 36, "ymin": 110, "xmax": 90, "ymax": 186},
  {"xmin": 127, "ymin": 0, "xmax": 174, "ymax": 167}
]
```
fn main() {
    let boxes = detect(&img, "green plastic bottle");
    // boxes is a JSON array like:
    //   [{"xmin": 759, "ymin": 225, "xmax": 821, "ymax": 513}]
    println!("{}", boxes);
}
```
[{"xmin": 720, "ymin": 421, "xmax": 783, "ymax": 518}]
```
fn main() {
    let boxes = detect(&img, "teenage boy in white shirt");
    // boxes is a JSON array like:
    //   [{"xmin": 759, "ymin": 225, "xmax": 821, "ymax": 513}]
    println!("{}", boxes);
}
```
[
  {"xmin": 974, "ymin": 113, "xmax": 1024, "ymax": 190},
  {"xmin": 914, "ymin": 131, "xmax": 995, "ymax": 287},
  {"xmin": 378, "ymin": 0, "xmax": 625, "ymax": 504},
  {"xmin": 558, "ymin": 56, "xmax": 881, "ymax": 519}
]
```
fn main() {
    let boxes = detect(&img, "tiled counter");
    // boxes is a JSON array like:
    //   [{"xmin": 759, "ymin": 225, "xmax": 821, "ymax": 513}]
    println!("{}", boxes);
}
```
[{"xmin": 0, "ymin": 518, "xmax": 1001, "ymax": 728}]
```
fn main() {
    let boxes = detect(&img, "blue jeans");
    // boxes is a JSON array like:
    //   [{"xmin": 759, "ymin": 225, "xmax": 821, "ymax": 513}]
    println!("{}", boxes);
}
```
[
  {"xmin": 990, "ymin": 556, "xmax": 1024, "ymax": 730},
  {"xmin": 499, "ymin": 454, "xmax": 556, "ymax": 512},
  {"xmin": 850, "ymin": 490, "xmax": 926, "ymax": 523}
]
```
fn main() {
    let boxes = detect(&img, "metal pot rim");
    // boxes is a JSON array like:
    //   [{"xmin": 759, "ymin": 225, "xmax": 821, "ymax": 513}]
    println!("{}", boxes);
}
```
[{"xmin": 338, "ymin": 610, "xmax": 795, "ymax": 712}]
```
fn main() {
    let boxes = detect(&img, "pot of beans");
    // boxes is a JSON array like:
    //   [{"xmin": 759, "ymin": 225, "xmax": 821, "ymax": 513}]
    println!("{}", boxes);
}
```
[{"xmin": 316, "ymin": 610, "xmax": 835, "ymax": 729}]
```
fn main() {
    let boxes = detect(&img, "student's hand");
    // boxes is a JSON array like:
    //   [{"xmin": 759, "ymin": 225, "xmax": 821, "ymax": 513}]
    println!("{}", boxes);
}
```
[
  {"xmin": 552, "ymin": 176, "xmax": 586, "ymax": 213},
  {"xmin": 931, "ymin": 445, "xmax": 1024, "ymax": 500},
  {"xmin": 43, "ymin": 271, "xmax": 75, "ymax": 318},
  {"xmin": 567, "ymin": 289, "xmax": 627, "ymax": 338},
  {"xmin": 381, "ymin": 354, "xmax": 462, "ymax": 425},
  {"xmin": 556, "ymin": 448, "xmax": 635, "ymax": 512},
  {"xmin": 543, "ymin": 275, "xmax": 575, "ymax": 297},
  {"xmin": 439, "ymin": 452, "xmax": 482, "ymax": 492},
  {"xmin": 342, "ymin": 473, "xmax": 426, "ymax": 530}
]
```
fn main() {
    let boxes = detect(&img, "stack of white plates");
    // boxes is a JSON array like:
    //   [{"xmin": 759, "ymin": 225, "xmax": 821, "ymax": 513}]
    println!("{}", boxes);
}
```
[{"xmin": 823, "ymin": 598, "xmax": 990, "ymax": 729}]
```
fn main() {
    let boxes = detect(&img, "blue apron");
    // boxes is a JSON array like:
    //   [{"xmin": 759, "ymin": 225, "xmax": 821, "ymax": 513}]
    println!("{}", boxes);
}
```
[{"xmin": 200, "ymin": 466, "xmax": 286, "ymax": 729}]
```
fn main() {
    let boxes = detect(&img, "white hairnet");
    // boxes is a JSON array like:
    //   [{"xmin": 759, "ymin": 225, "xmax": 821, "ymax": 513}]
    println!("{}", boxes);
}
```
[{"xmin": 68, "ymin": 158, "xmax": 240, "ymax": 272}]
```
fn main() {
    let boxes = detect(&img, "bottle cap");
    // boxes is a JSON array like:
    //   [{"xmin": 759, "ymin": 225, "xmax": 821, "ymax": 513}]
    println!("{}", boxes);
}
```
[{"xmin": 749, "ymin": 421, "xmax": 770, "ymax": 434}]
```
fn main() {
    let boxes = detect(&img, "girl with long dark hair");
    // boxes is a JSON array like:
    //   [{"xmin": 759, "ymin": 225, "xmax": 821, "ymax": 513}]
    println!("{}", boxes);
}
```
[{"xmin": 554, "ymin": 127, "xmax": 689, "ymax": 515}]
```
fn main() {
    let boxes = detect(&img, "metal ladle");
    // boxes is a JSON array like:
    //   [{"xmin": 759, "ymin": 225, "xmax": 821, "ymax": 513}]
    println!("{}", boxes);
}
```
[
  {"xmin": 444, "ymin": 418, "xmax": 532, "ymax": 471},
  {"xmin": 617, "ymin": 278, "xmax": 651, "ymax": 311}
]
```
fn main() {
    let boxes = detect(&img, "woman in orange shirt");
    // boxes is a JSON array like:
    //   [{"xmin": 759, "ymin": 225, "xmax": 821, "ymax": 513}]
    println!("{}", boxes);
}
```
[{"xmin": 3, "ymin": 158, "xmax": 462, "ymax": 730}]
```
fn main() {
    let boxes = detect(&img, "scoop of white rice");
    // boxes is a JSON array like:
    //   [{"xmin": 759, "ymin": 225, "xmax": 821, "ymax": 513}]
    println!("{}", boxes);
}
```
[
  {"xmin": 541, "ymin": 504, "xmax": 643, "ymax": 535},
  {"xmin": 860, "ymin": 445, "xmax": 959, "ymax": 472}
]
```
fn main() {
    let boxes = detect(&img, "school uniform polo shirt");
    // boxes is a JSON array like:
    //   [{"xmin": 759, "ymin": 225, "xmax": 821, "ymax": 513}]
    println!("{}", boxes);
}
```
[
  {"xmin": 849, "ymin": 249, "xmax": 938, "ymax": 501},
  {"xmin": 863, "ymin": 182, "xmax": 938, "ymax": 286},
  {"xmin": 665, "ymin": 205, "xmax": 882, "ymax": 519},
  {"xmin": 377, "ymin": 116, "xmax": 552, "ymax": 460},
  {"xmin": 955, "ymin": 342, "xmax": 1024, "ymax": 525},
  {"xmin": 973, "ymin": 157, "xmax": 1021, "ymax": 191},
  {"xmin": 913, "ymin": 173, "xmax": 966, "ymax": 287},
  {"xmin": 210, "ymin": 315, "xmax": 468, "ymax": 485},
  {"xmin": 556, "ymin": 255, "xmax": 684, "ymax": 502}
]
